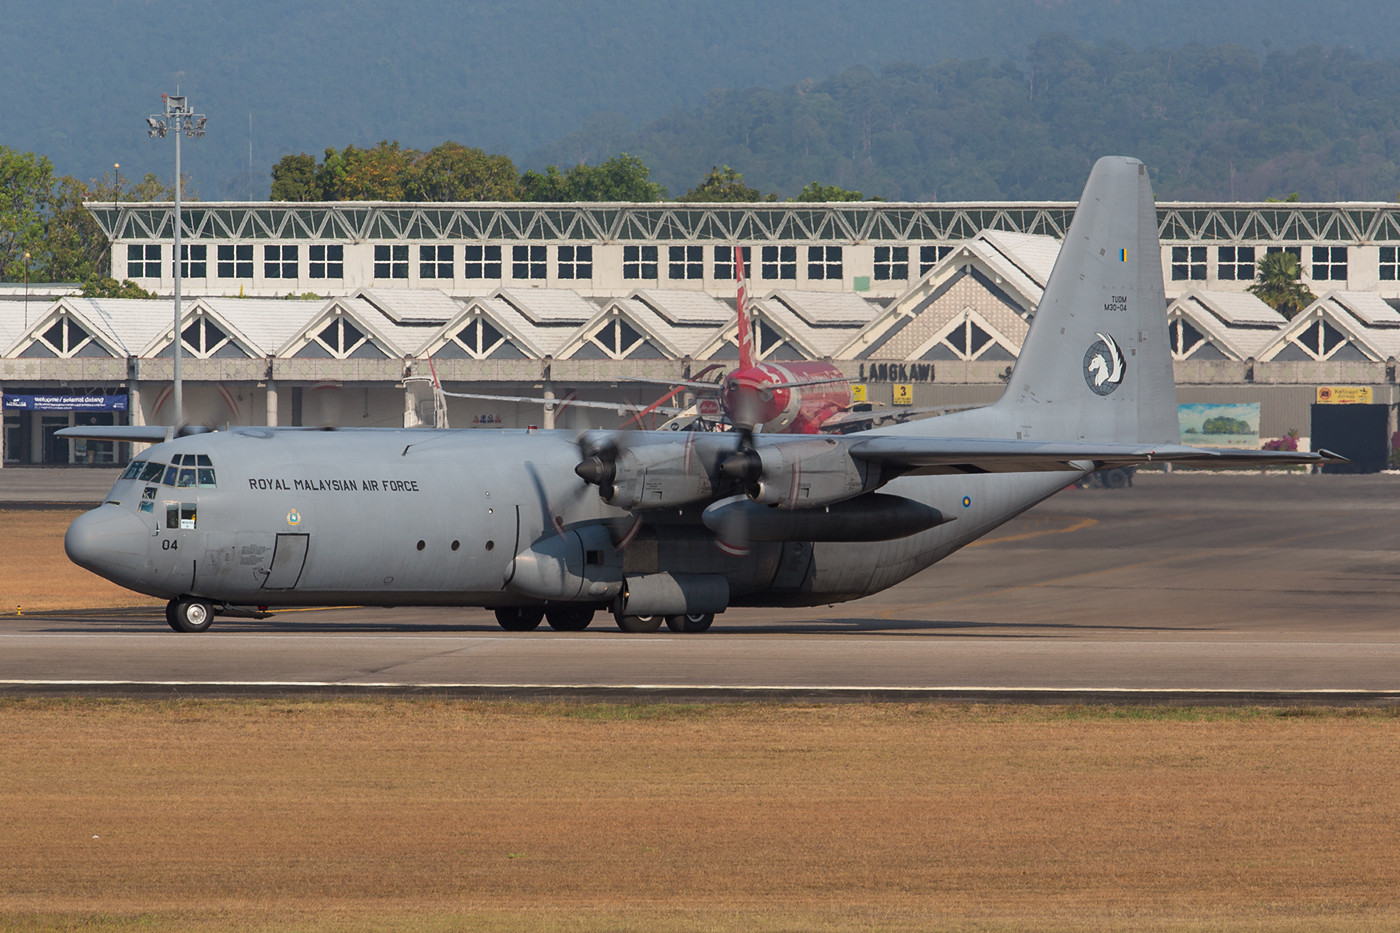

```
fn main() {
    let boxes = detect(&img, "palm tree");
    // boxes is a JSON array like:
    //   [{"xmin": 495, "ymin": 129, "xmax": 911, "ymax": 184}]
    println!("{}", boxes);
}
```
[{"xmin": 1248, "ymin": 250, "xmax": 1316, "ymax": 319}]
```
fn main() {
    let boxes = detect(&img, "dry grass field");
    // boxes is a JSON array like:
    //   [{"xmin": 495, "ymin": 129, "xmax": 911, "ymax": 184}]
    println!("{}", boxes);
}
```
[
  {"xmin": 2, "ymin": 510, "xmax": 162, "ymax": 612},
  {"xmin": 1, "ymin": 699, "xmax": 1398, "ymax": 932}
]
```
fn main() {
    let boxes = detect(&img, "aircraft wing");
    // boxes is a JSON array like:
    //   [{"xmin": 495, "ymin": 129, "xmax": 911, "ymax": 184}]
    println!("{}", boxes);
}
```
[
  {"xmin": 819, "ymin": 404, "xmax": 978, "ymax": 433},
  {"xmin": 439, "ymin": 389, "xmax": 684, "ymax": 416},
  {"xmin": 847, "ymin": 436, "xmax": 1344, "ymax": 475},
  {"xmin": 54, "ymin": 425, "xmax": 216, "ymax": 443}
]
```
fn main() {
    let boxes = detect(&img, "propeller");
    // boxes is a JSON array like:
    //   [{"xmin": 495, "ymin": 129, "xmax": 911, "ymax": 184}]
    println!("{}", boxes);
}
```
[{"xmin": 573, "ymin": 432, "xmax": 620, "ymax": 502}]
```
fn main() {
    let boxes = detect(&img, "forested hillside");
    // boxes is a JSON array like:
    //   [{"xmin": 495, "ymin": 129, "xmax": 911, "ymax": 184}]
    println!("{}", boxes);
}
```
[
  {"xmin": 539, "ymin": 37, "xmax": 1400, "ymax": 201},
  {"xmin": 4, "ymin": 0, "xmax": 1400, "ymax": 198}
]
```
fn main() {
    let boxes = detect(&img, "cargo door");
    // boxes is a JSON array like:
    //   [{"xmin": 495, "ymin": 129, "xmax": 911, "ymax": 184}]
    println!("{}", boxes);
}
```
[{"xmin": 262, "ymin": 533, "xmax": 310, "ymax": 589}]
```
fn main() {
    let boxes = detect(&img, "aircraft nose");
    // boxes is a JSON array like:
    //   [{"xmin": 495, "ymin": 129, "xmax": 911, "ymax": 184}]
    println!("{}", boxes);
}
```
[{"xmin": 65, "ymin": 505, "xmax": 150, "ymax": 580}]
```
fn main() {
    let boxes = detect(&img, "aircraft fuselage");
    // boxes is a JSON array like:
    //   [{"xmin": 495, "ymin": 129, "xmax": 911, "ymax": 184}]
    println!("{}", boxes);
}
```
[{"xmin": 66, "ymin": 426, "xmax": 1074, "ymax": 614}]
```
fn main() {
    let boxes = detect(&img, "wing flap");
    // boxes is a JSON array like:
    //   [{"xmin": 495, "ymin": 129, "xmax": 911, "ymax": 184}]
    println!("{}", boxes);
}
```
[{"xmin": 848, "ymin": 435, "xmax": 1343, "ymax": 474}]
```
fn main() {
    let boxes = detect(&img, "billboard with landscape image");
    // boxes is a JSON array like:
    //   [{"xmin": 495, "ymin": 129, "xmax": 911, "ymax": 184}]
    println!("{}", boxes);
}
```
[{"xmin": 1178, "ymin": 403, "xmax": 1261, "ymax": 447}]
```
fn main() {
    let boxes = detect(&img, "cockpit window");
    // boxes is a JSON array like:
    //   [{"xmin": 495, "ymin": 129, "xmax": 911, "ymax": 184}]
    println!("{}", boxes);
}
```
[
  {"xmin": 121, "ymin": 460, "xmax": 144, "ymax": 480},
  {"xmin": 139, "ymin": 461, "xmax": 165, "ymax": 483},
  {"xmin": 160, "ymin": 453, "xmax": 217, "ymax": 488}
]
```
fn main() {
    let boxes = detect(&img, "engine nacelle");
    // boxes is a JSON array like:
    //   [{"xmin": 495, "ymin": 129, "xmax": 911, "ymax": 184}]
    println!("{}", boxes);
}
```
[
  {"xmin": 581, "ymin": 441, "xmax": 721, "ymax": 511},
  {"xmin": 748, "ymin": 438, "xmax": 880, "ymax": 509}
]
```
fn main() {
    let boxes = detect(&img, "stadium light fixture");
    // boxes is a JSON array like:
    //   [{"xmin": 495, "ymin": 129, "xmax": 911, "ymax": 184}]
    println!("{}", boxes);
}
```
[{"xmin": 147, "ymin": 93, "xmax": 206, "ymax": 427}]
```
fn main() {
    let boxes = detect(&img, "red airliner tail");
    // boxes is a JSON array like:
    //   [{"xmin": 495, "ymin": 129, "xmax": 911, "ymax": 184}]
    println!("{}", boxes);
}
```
[{"xmin": 733, "ymin": 246, "xmax": 754, "ymax": 371}]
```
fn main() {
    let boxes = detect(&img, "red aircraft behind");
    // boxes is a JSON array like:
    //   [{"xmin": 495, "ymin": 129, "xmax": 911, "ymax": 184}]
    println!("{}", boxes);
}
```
[{"xmin": 627, "ymin": 247, "xmax": 860, "ymax": 435}]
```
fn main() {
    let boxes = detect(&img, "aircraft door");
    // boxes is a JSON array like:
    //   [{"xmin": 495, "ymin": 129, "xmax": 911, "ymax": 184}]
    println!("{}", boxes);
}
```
[{"xmin": 262, "ymin": 534, "xmax": 310, "ymax": 589}]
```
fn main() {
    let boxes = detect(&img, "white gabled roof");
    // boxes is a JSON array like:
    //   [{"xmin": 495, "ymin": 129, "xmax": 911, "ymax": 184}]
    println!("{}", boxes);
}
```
[
  {"xmin": 629, "ymin": 289, "xmax": 733, "ymax": 326},
  {"xmin": 836, "ymin": 232, "xmax": 1061, "ymax": 359},
  {"xmin": 1169, "ymin": 290, "xmax": 1286, "ymax": 360},
  {"xmin": 14, "ymin": 298, "xmax": 189, "ymax": 358},
  {"xmin": 976, "ymin": 230, "xmax": 1061, "ymax": 290},
  {"xmin": 1329, "ymin": 291, "xmax": 1400, "ymax": 328},
  {"xmin": 0, "ymin": 302, "xmax": 43, "ymax": 356},
  {"xmin": 460, "ymin": 296, "xmax": 570, "ymax": 358},
  {"xmin": 354, "ymin": 287, "xmax": 463, "ymax": 324},
  {"xmin": 277, "ymin": 297, "xmax": 420, "ymax": 358},
  {"xmin": 1259, "ymin": 290, "xmax": 1400, "ymax": 361},
  {"xmin": 586, "ymin": 298, "xmax": 719, "ymax": 359},
  {"xmin": 769, "ymin": 290, "xmax": 879, "ymax": 326},
  {"xmin": 495, "ymin": 288, "xmax": 599, "ymax": 325}
]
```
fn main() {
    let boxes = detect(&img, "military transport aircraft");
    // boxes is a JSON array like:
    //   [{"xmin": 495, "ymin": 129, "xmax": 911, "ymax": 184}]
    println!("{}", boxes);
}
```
[{"xmin": 61, "ymin": 157, "xmax": 1338, "ymax": 634}]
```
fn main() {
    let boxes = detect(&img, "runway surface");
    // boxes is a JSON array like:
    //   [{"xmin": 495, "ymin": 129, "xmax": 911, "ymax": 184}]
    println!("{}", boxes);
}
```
[{"xmin": 5, "ymin": 471, "xmax": 1400, "ymax": 703}]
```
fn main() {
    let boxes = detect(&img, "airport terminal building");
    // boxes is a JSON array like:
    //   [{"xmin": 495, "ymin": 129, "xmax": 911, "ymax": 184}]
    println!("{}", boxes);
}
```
[{"xmin": 4, "ymin": 199, "xmax": 1399, "ymax": 466}]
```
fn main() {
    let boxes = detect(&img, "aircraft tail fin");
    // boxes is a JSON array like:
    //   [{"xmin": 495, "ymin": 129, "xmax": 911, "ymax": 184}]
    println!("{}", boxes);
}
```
[
  {"xmin": 734, "ymin": 246, "xmax": 755, "ymax": 371},
  {"xmin": 989, "ymin": 156, "xmax": 1179, "ymax": 445}
]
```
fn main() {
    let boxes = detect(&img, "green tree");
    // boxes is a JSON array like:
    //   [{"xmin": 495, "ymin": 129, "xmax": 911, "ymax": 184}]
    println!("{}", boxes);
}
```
[
  {"xmin": 520, "ymin": 154, "xmax": 665, "ymax": 201},
  {"xmin": 676, "ymin": 165, "xmax": 775, "ymax": 202},
  {"xmin": 1249, "ymin": 250, "xmax": 1316, "ymax": 319},
  {"xmin": 43, "ymin": 170, "xmax": 175, "ymax": 284},
  {"xmin": 338, "ymin": 141, "xmax": 414, "ymax": 200},
  {"xmin": 410, "ymin": 142, "xmax": 518, "ymax": 201},
  {"xmin": 270, "ymin": 153, "xmax": 322, "ymax": 201},
  {"xmin": 79, "ymin": 275, "xmax": 156, "ymax": 299},
  {"xmin": 518, "ymin": 165, "xmax": 571, "ymax": 201},
  {"xmin": 0, "ymin": 146, "xmax": 55, "ymax": 282},
  {"xmin": 791, "ymin": 181, "xmax": 870, "ymax": 202}
]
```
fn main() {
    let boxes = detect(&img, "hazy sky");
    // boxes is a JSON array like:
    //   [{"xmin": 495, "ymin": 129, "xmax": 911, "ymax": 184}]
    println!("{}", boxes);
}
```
[{"xmin": 4, "ymin": 0, "xmax": 1398, "ymax": 198}]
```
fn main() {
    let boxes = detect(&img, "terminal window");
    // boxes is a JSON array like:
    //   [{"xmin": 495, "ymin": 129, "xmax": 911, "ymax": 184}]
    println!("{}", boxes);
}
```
[
  {"xmin": 264, "ymin": 244, "xmax": 298, "ymax": 279},
  {"xmin": 127, "ymin": 244, "xmax": 161, "ymax": 278},
  {"xmin": 669, "ymin": 246, "xmax": 703, "ymax": 280},
  {"xmin": 1217, "ymin": 246, "xmax": 1255, "ymax": 281},
  {"xmin": 177, "ymin": 244, "xmax": 207, "ymax": 278},
  {"xmin": 714, "ymin": 246, "xmax": 751, "ymax": 280},
  {"xmin": 513, "ymin": 245, "xmax": 547, "ymax": 279},
  {"xmin": 374, "ymin": 245, "xmax": 409, "ymax": 279},
  {"xmin": 808, "ymin": 246, "xmax": 843, "ymax": 281},
  {"xmin": 874, "ymin": 246, "xmax": 909, "ymax": 281},
  {"xmin": 1171, "ymin": 246, "xmax": 1207, "ymax": 281},
  {"xmin": 623, "ymin": 245, "xmax": 658, "ymax": 280},
  {"xmin": 309, "ymin": 244, "xmax": 343, "ymax": 279},
  {"xmin": 1381, "ymin": 246, "xmax": 1400, "ymax": 281},
  {"xmin": 463, "ymin": 245, "xmax": 502, "ymax": 279},
  {"xmin": 420, "ymin": 245, "xmax": 453, "ymax": 279},
  {"xmin": 761, "ymin": 245, "xmax": 797, "ymax": 280},
  {"xmin": 558, "ymin": 245, "xmax": 593, "ymax": 280},
  {"xmin": 919, "ymin": 245, "xmax": 954, "ymax": 275},
  {"xmin": 1312, "ymin": 246, "xmax": 1348, "ymax": 281},
  {"xmin": 217, "ymin": 244, "xmax": 253, "ymax": 279}
]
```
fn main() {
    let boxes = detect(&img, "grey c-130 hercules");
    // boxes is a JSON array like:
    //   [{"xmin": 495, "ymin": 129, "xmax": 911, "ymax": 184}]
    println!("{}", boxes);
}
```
[{"xmin": 61, "ymin": 157, "xmax": 1340, "ymax": 633}]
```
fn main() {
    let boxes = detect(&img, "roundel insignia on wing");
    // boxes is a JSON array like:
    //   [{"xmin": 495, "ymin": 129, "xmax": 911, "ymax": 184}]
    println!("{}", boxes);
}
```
[{"xmin": 1083, "ymin": 332, "xmax": 1126, "ymax": 396}]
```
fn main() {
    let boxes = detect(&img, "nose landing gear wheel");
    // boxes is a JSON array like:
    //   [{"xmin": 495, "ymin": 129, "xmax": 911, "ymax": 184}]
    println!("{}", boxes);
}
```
[
  {"xmin": 495, "ymin": 606, "xmax": 545, "ymax": 631},
  {"xmin": 614, "ymin": 613, "xmax": 663, "ymax": 633},
  {"xmin": 167, "ymin": 597, "xmax": 215, "ymax": 633},
  {"xmin": 665, "ymin": 612, "xmax": 714, "ymax": 633},
  {"xmin": 546, "ymin": 605, "xmax": 595, "ymax": 631}
]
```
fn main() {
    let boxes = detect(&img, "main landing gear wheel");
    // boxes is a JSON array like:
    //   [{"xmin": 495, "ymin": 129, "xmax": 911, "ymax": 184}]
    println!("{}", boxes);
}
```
[
  {"xmin": 166, "ymin": 597, "xmax": 215, "ymax": 633},
  {"xmin": 495, "ymin": 607, "xmax": 544, "ymax": 631},
  {"xmin": 665, "ymin": 612, "xmax": 714, "ymax": 634},
  {"xmin": 546, "ymin": 605, "xmax": 595, "ymax": 632},
  {"xmin": 614, "ymin": 613, "xmax": 663, "ymax": 634}
]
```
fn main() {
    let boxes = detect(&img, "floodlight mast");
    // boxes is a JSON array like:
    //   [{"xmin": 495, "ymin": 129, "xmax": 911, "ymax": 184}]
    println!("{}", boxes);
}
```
[{"xmin": 147, "ymin": 94, "xmax": 206, "ymax": 427}]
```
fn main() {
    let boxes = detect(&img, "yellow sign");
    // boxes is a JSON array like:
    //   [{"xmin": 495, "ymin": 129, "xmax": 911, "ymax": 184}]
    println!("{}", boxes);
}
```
[
  {"xmin": 850, "ymin": 384, "xmax": 868, "ymax": 403},
  {"xmin": 1316, "ymin": 386, "xmax": 1373, "ymax": 404},
  {"xmin": 892, "ymin": 384, "xmax": 914, "ymax": 406}
]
